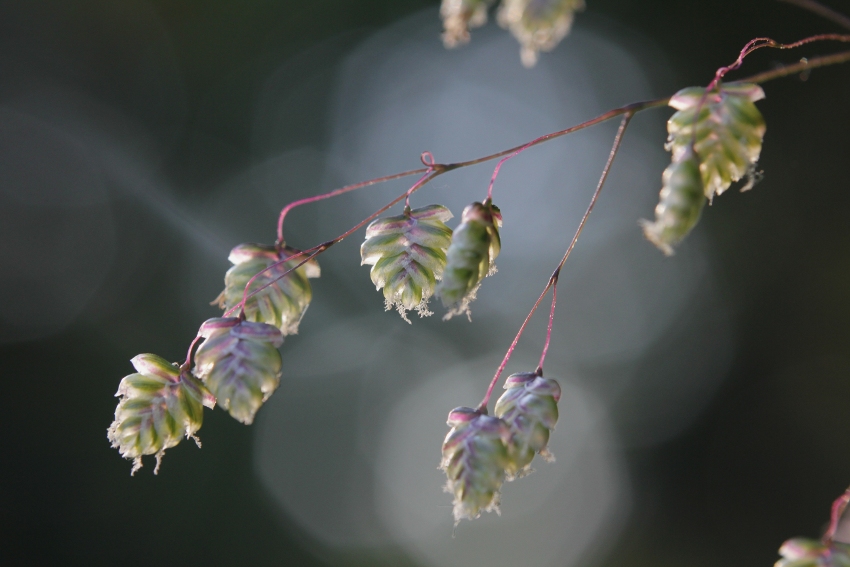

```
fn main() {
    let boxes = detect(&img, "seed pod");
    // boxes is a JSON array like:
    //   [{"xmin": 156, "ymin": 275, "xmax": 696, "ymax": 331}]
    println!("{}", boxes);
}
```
[
  {"xmin": 193, "ymin": 317, "xmax": 284, "ymax": 425},
  {"xmin": 440, "ymin": 0, "xmax": 495, "ymax": 48},
  {"xmin": 640, "ymin": 148, "xmax": 706, "ymax": 256},
  {"xmin": 494, "ymin": 371, "xmax": 561, "ymax": 477},
  {"xmin": 436, "ymin": 200, "xmax": 502, "ymax": 320},
  {"xmin": 108, "ymin": 353, "xmax": 215, "ymax": 475},
  {"xmin": 440, "ymin": 406, "xmax": 512, "ymax": 523},
  {"xmin": 497, "ymin": 0, "xmax": 585, "ymax": 67},
  {"xmin": 360, "ymin": 204, "xmax": 453, "ymax": 322},
  {"xmin": 214, "ymin": 243, "xmax": 320, "ymax": 336},
  {"xmin": 775, "ymin": 538, "xmax": 850, "ymax": 567},
  {"xmin": 666, "ymin": 82, "xmax": 766, "ymax": 200}
]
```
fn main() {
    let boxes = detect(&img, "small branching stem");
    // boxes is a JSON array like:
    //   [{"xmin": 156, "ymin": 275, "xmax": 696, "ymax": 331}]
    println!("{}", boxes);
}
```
[
  {"xmin": 476, "ymin": 112, "xmax": 634, "ymax": 412},
  {"xmin": 779, "ymin": 0, "xmax": 850, "ymax": 31},
  {"xmin": 537, "ymin": 274, "xmax": 559, "ymax": 374},
  {"xmin": 824, "ymin": 487, "xmax": 850, "ymax": 545},
  {"xmin": 181, "ymin": 335, "xmax": 205, "ymax": 372}
]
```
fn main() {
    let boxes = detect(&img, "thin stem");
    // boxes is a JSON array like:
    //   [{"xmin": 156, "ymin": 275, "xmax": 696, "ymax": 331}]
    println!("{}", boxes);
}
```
[
  {"xmin": 779, "ymin": 0, "xmax": 850, "ymax": 31},
  {"xmin": 477, "ymin": 112, "xmax": 634, "ymax": 411},
  {"xmin": 486, "ymin": 132, "xmax": 555, "ymax": 200},
  {"xmin": 181, "ymin": 335, "xmax": 204, "ymax": 372},
  {"xmin": 742, "ymin": 48, "xmax": 850, "ymax": 83},
  {"xmin": 537, "ymin": 278, "xmax": 558, "ymax": 373},
  {"xmin": 824, "ymin": 487, "xmax": 850, "ymax": 545},
  {"xmin": 276, "ymin": 167, "xmax": 429, "ymax": 245}
]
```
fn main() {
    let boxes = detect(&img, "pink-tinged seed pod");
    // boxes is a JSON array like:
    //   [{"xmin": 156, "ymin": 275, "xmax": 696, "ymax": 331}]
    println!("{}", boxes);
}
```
[
  {"xmin": 360, "ymin": 204, "xmax": 453, "ymax": 322},
  {"xmin": 108, "ymin": 353, "xmax": 215, "ymax": 475},
  {"xmin": 494, "ymin": 371, "xmax": 561, "ymax": 477},
  {"xmin": 440, "ymin": 406, "xmax": 512, "ymax": 523},
  {"xmin": 214, "ymin": 243, "xmax": 320, "ymax": 336},
  {"xmin": 666, "ymin": 82, "xmax": 766, "ymax": 201},
  {"xmin": 436, "ymin": 201, "xmax": 502, "ymax": 320},
  {"xmin": 775, "ymin": 538, "xmax": 850, "ymax": 567},
  {"xmin": 497, "ymin": 0, "xmax": 585, "ymax": 67},
  {"xmin": 193, "ymin": 317, "xmax": 284, "ymax": 425},
  {"xmin": 440, "ymin": 0, "xmax": 495, "ymax": 48}
]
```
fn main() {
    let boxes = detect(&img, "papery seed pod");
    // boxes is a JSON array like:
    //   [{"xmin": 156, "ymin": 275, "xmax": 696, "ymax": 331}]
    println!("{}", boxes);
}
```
[
  {"xmin": 775, "ymin": 538, "xmax": 850, "ymax": 567},
  {"xmin": 640, "ymin": 148, "xmax": 706, "ymax": 256},
  {"xmin": 214, "ymin": 243, "xmax": 320, "ymax": 336},
  {"xmin": 440, "ymin": 0, "xmax": 495, "ymax": 48},
  {"xmin": 497, "ymin": 0, "xmax": 585, "ymax": 67},
  {"xmin": 494, "ymin": 371, "xmax": 561, "ymax": 477},
  {"xmin": 360, "ymin": 204, "xmax": 453, "ymax": 322},
  {"xmin": 108, "ymin": 353, "xmax": 215, "ymax": 475},
  {"xmin": 436, "ymin": 200, "xmax": 502, "ymax": 320},
  {"xmin": 193, "ymin": 317, "xmax": 283, "ymax": 425},
  {"xmin": 666, "ymin": 82, "xmax": 766, "ymax": 200},
  {"xmin": 440, "ymin": 406, "xmax": 512, "ymax": 523}
]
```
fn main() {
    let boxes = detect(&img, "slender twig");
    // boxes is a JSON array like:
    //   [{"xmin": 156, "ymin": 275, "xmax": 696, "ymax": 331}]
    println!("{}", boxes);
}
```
[
  {"xmin": 742, "ymin": 48, "xmax": 850, "ymax": 83},
  {"xmin": 181, "ymin": 335, "xmax": 205, "ymax": 372},
  {"xmin": 477, "ymin": 112, "xmax": 634, "ymax": 411},
  {"xmin": 537, "ymin": 279, "xmax": 558, "ymax": 374},
  {"xmin": 779, "ymin": 0, "xmax": 850, "ymax": 31},
  {"xmin": 824, "ymin": 487, "xmax": 850, "ymax": 544}
]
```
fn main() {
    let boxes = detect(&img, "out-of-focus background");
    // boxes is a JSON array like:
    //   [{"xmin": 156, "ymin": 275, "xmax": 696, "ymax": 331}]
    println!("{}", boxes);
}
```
[{"xmin": 2, "ymin": 0, "xmax": 849, "ymax": 565}]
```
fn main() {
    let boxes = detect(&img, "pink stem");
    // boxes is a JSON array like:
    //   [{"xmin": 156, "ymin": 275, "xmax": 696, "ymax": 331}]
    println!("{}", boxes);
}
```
[
  {"xmin": 824, "ymin": 487, "xmax": 850, "ymax": 544},
  {"xmin": 181, "ymin": 335, "xmax": 204, "ymax": 372},
  {"xmin": 778, "ymin": 0, "xmax": 850, "ymax": 32},
  {"xmin": 537, "ymin": 278, "xmax": 558, "ymax": 373},
  {"xmin": 486, "ymin": 132, "xmax": 553, "ymax": 200},
  {"xmin": 276, "ymin": 167, "xmax": 429, "ymax": 244},
  {"xmin": 477, "ymin": 112, "xmax": 634, "ymax": 411}
]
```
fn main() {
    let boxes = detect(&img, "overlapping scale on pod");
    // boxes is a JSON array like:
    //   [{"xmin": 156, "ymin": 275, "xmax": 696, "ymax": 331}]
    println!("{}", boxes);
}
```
[
  {"xmin": 108, "ymin": 353, "xmax": 215, "ymax": 475},
  {"xmin": 436, "ymin": 200, "xmax": 502, "ymax": 320},
  {"xmin": 498, "ymin": 0, "xmax": 585, "ymax": 67},
  {"xmin": 440, "ymin": 0, "xmax": 495, "ymax": 48},
  {"xmin": 640, "ymin": 147, "xmax": 706, "ymax": 256},
  {"xmin": 666, "ymin": 82, "xmax": 766, "ymax": 201},
  {"xmin": 360, "ymin": 204, "xmax": 453, "ymax": 322},
  {"xmin": 440, "ymin": 406, "xmax": 512, "ymax": 523},
  {"xmin": 214, "ymin": 243, "xmax": 320, "ymax": 336},
  {"xmin": 775, "ymin": 538, "xmax": 850, "ymax": 567},
  {"xmin": 193, "ymin": 317, "xmax": 283, "ymax": 425},
  {"xmin": 494, "ymin": 371, "xmax": 561, "ymax": 477}
]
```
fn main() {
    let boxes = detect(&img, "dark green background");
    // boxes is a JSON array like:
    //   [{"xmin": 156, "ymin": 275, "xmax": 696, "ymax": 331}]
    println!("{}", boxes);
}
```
[{"xmin": 1, "ymin": 0, "xmax": 849, "ymax": 565}]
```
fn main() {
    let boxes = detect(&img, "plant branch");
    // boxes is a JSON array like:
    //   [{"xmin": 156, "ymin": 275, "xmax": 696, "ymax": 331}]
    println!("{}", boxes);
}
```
[
  {"xmin": 779, "ymin": 0, "xmax": 850, "ymax": 31},
  {"xmin": 824, "ymin": 487, "xmax": 850, "ymax": 544},
  {"xmin": 477, "ymin": 112, "xmax": 634, "ymax": 412}
]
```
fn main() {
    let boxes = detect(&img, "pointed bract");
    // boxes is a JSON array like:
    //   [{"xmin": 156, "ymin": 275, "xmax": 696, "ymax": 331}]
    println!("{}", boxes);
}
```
[
  {"xmin": 498, "ymin": 0, "xmax": 585, "ymax": 67},
  {"xmin": 440, "ymin": 406, "xmax": 512, "ymax": 523},
  {"xmin": 214, "ymin": 243, "xmax": 320, "ymax": 336},
  {"xmin": 436, "ymin": 201, "xmax": 502, "ymax": 319},
  {"xmin": 108, "ymin": 353, "xmax": 215, "ymax": 475},
  {"xmin": 194, "ymin": 317, "xmax": 284, "ymax": 425},
  {"xmin": 494, "ymin": 371, "xmax": 561, "ymax": 477},
  {"xmin": 361, "ymin": 204, "xmax": 453, "ymax": 322}
]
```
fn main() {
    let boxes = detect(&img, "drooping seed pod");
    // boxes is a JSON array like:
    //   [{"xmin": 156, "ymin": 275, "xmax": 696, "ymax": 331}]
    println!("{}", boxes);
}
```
[
  {"xmin": 193, "ymin": 317, "xmax": 284, "ymax": 425},
  {"xmin": 436, "ymin": 200, "xmax": 502, "ymax": 320},
  {"xmin": 108, "ymin": 353, "xmax": 215, "ymax": 475},
  {"xmin": 775, "ymin": 538, "xmax": 850, "ymax": 567},
  {"xmin": 497, "ymin": 0, "xmax": 585, "ymax": 67},
  {"xmin": 440, "ymin": 406, "xmax": 512, "ymax": 523},
  {"xmin": 666, "ymin": 82, "xmax": 766, "ymax": 201},
  {"xmin": 214, "ymin": 243, "xmax": 320, "ymax": 336},
  {"xmin": 640, "ymin": 147, "xmax": 706, "ymax": 256},
  {"xmin": 440, "ymin": 0, "xmax": 495, "ymax": 48},
  {"xmin": 494, "ymin": 371, "xmax": 561, "ymax": 477},
  {"xmin": 360, "ymin": 204, "xmax": 453, "ymax": 322}
]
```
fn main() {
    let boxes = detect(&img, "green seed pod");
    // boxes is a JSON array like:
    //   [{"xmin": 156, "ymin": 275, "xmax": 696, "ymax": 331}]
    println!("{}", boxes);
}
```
[
  {"xmin": 436, "ymin": 200, "xmax": 502, "ymax": 320},
  {"xmin": 640, "ymin": 148, "xmax": 706, "ymax": 256},
  {"xmin": 494, "ymin": 371, "xmax": 561, "ymax": 477},
  {"xmin": 108, "ymin": 353, "xmax": 215, "ymax": 475},
  {"xmin": 193, "ymin": 317, "xmax": 284, "ymax": 425},
  {"xmin": 440, "ymin": 0, "xmax": 495, "ymax": 48},
  {"xmin": 214, "ymin": 243, "xmax": 320, "ymax": 336},
  {"xmin": 666, "ymin": 82, "xmax": 766, "ymax": 200},
  {"xmin": 497, "ymin": 0, "xmax": 585, "ymax": 67},
  {"xmin": 775, "ymin": 539, "xmax": 850, "ymax": 567},
  {"xmin": 360, "ymin": 204, "xmax": 453, "ymax": 322},
  {"xmin": 440, "ymin": 406, "xmax": 512, "ymax": 523}
]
